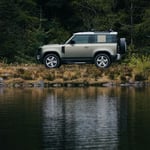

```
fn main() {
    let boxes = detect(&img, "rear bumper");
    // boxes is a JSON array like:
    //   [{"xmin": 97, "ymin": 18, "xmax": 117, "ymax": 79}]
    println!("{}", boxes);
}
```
[
  {"xmin": 116, "ymin": 53, "xmax": 121, "ymax": 60},
  {"xmin": 111, "ymin": 53, "xmax": 123, "ymax": 62}
]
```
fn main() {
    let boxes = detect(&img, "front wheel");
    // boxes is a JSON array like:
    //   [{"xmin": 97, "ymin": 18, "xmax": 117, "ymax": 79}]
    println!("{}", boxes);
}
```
[
  {"xmin": 94, "ymin": 53, "xmax": 111, "ymax": 68},
  {"xmin": 44, "ymin": 54, "xmax": 61, "ymax": 68}
]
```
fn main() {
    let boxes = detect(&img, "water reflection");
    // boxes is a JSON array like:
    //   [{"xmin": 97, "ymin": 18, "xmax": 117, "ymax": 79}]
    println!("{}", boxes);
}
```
[
  {"xmin": 0, "ymin": 88, "xmax": 45, "ymax": 150},
  {"xmin": 118, "ymin": 87, "xmax": 150, "ymax": 150},
  {"xmin": 0, "ymin": 87, "xmax": 150, "ymax": 150},
  {"xmin": 42, "ymin": 88, "xmax": 119, "ymax": 150}
]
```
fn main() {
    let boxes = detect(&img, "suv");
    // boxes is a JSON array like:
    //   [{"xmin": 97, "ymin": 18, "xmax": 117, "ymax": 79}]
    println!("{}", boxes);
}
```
[{"xmin": 36, "ymin": 31, "xmax": 126, "ymax": 68}]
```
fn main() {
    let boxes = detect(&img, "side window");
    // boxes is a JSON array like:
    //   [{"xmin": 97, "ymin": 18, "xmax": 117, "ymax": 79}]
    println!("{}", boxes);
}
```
[
  {"xmin": 72, "ymin": 35, "xmax": 89, "ymax": 44},
  {"xmin": 71, "ymin": 35, "xmax": 96, "ymax": 44},
  {"xmin": 97, "ymin": 35, "xmax": 106, "ymax": 43},
  {"xmin": 106, "ymin": 35, "xmax": 117, "ymax": 43},
  {"xmin": 88, "ymin": 35, "xmax": 96, "ymax": 43},
  {"xmin": 96, "ymin": 35, "xmax": 117, "ymax": 43}
]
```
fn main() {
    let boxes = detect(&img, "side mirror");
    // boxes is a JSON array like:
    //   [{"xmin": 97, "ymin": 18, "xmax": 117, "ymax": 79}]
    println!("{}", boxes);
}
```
[{"xmin": 70, "ymin": 40, "xmax": 75, "ymax": 45}]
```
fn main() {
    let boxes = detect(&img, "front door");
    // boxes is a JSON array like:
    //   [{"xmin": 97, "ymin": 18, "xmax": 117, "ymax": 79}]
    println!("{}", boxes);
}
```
[{"xmin": 62, "ymin": 34, "xmax": 94, "ymax": 59}]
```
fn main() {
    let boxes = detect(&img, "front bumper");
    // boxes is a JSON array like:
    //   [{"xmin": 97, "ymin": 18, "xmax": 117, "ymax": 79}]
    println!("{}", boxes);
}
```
[
  {"xmin": 35, "ymin": 48, "xmax": 43, "ymax": 62},
  {"xmin": 36, "ymin": 54, "xmax": 41, "ymax": 61}
]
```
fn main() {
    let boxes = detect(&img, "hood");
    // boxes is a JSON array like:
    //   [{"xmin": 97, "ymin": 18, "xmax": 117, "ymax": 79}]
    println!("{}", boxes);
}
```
[{"xmin": 42, "ymin": 44, "xmax": 63, "ymax": 49}]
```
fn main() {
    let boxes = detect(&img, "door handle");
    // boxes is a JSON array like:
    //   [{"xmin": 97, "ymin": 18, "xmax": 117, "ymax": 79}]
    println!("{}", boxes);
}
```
[{"xmin": 84, "ymin": 46, "xmax": 89, "ymax": 48}]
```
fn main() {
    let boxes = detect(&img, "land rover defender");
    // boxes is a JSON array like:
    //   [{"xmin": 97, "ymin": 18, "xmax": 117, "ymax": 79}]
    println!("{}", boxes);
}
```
[{"xmin": 36, "ymin": 31, "xmax": 126, "ymax": 68}]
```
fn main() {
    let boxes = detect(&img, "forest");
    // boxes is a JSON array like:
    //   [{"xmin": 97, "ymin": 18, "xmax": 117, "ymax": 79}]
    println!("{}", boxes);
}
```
[{"xmin": 0, "ymin": 0, "xmax": 150, "ymax": 63}]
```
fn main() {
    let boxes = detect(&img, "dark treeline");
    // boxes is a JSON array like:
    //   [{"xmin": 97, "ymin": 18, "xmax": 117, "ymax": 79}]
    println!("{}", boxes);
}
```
[{"xmin": 0, "ymin": 0, "xmax": 150, "ymax": 62}]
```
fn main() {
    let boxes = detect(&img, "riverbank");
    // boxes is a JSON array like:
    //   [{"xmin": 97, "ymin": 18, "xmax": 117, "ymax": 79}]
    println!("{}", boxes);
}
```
[{"xmin": 0, "ymin": 63, "xmax": 150, "ymax": 88}]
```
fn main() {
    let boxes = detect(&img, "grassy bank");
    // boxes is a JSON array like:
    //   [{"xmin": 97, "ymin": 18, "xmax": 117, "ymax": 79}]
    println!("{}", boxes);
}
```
[{"xmin": 0, "ymin": 54, "xmax": 150, "ymax": 87}]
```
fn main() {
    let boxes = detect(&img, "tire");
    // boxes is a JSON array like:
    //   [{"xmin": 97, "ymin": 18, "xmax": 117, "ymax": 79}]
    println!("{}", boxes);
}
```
[
  {"xmin": 94, "ymin": 53, "xmax": 111, "ymax": 68},
  {"xmin": 119, "ymin": 38, "xmax": 126, "ymax": 54},
  {"xmin": 44, "ymin": 54, "xmax": 61, "ymax": 68}
]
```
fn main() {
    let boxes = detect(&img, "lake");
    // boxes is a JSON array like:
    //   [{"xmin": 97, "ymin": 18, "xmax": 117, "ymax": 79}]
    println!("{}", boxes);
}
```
[{"xmin": 0, "ymin": 87, "xmax": 150, "ymax": 150}]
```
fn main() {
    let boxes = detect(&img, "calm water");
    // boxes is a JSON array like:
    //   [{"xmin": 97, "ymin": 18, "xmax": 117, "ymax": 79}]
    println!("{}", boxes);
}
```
[{"xmin": 0, "ymin": 87, "xmax": 150, "ymax": 150}]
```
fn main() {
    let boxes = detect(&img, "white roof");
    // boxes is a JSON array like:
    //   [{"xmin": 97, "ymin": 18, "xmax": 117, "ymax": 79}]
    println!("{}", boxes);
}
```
[{"xmin": 74, "ymin": 31, "xmax": 118, "ymax": 35}]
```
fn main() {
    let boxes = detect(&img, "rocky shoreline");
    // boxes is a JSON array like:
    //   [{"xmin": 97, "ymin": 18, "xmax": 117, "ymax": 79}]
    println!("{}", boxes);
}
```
[
  {"xmin": 0, "ymin": 78, "xmax": 149, "ymax": 88},
  {"xmin": 0, "ymin": 63, "xmax": 150, "ymax": 88}
]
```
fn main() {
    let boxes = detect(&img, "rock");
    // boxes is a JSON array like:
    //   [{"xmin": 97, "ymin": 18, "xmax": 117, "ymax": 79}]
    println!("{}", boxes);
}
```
[{"xmin": 0, "ymin": 77, "xmax": 4, "ymax": 87}]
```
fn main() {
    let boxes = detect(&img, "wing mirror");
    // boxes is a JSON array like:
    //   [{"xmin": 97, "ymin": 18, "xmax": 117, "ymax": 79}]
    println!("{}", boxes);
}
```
[{"xmin": 70, "ymin": 40, "xmax": 75, "ymax": 45}]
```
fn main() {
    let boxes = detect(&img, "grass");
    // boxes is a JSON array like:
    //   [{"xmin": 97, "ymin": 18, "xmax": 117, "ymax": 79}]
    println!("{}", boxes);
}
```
[
  {"xmin": 127, "ymin": 54, "xmax": 150, "ymax": 81},
  {"xmin": 0, "ymin": 54, "xmax": 150, "ymax": 87}
]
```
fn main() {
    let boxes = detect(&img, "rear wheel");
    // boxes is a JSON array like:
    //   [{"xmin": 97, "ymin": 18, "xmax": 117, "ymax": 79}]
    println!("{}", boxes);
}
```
[
  {"xmin": 44, "ymin": 54, "xmax": 61, "ymax": 68},
  {"xmin": 94, "ymin": 53, "xmax": 111, "ymax": 68}
]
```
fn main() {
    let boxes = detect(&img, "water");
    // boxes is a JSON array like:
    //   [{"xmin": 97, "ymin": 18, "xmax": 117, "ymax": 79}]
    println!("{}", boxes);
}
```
[{"xmin": 0, "ymin": 87, "xmax": 150, "ymax": 150}]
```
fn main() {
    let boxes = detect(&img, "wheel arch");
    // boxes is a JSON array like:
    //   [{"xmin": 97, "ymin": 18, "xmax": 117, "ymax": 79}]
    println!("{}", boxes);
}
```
[
  {"xmin": 93, "ymin": 51, "xmax": 112, "ymax": 62},
  {"xmin": 42, "ymin": 52, "xmax": 60, "ymax": 63}
]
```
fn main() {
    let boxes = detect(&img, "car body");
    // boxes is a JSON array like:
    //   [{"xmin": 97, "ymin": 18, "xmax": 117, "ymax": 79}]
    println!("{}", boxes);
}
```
[{"xmin": 36, "ymin": 31, "xmax": 126, "ymax": 68}]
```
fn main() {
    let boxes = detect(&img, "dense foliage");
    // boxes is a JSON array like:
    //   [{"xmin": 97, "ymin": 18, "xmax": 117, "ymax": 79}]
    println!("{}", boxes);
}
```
[{"xmin": 0, "ymin": 0, "xmax": 150, "ymax": 62}]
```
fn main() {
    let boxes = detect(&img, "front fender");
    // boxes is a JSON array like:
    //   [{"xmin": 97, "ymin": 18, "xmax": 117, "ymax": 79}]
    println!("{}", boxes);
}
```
[{"xmin": 42, "ymin": 48, "xmax": 62, "ymax": 58}]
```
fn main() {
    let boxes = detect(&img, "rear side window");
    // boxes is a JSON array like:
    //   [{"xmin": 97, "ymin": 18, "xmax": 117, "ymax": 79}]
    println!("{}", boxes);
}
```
[
  {"xmin": 106, "ymin": 35, "xmax": 117, "ymax": 43},
  {"xmin": 97, "ymin": 35, "xmax": 117, "ymax": 43},
  {"xmin": 97, "ymin": 35, "xmax": 106, "ymax": 43}
]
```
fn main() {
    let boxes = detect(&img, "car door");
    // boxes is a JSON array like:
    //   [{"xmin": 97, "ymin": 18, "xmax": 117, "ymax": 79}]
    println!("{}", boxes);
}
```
[{"xmin": 62, "ymin": 35, "xmax": 93, "ymax": 58}]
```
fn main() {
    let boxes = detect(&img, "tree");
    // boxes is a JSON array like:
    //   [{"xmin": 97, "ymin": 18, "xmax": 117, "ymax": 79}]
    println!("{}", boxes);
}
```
[
  {"xmin": 0, "ymin": 0, "xmax": 149, "ymax": 63},
  {"xmin": 0, "ymin": 0, "xmax": 43, "ymax": 62},
  {"xmin": 135, "ymin": 8, "xmax": 150, "ymax": 48}
]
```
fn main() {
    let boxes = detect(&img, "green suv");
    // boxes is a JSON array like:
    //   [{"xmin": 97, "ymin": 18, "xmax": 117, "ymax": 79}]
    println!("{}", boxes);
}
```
[{"xmin": 36, "ymin": 31, "xmax": 126, "ymax": 68}]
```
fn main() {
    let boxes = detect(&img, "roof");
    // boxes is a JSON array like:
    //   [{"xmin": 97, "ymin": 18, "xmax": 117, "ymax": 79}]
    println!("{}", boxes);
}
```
[{"xmin": 74, "ymin": 31, "xmax": 118, "ymax": 35}]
